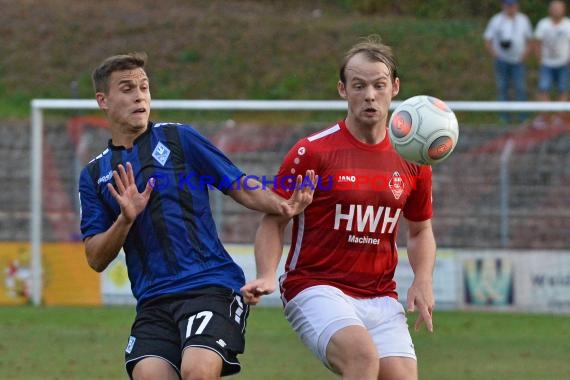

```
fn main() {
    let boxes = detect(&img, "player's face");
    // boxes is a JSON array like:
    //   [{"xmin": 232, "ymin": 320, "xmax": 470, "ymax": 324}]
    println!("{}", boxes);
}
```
[
  {"xmin": 96, "ymin": 68, "xmax": 151, "ymax": 135},
  {"xmin": 338, "ymin": 53, "xmax": 399, "ymax": 129}
]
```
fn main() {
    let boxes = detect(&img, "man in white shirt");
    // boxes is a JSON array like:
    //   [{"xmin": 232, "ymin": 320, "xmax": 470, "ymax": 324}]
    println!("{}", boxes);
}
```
[
  {"xmin": 484, "ymin": 0, "xmax": 533, "ymax": 122},
  {"xmin": 535, "ymin": 1, "xmax": 570, "ymax": 101}
]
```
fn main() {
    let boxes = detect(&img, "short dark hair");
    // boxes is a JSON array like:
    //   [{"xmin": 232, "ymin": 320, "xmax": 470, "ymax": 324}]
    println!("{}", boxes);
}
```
[
  {"xmin": 339, "ymin": 35, "xmax": 398, "ymax": 84},
  {"xmin": 92, "ymin": 52, "xmax": 147, "ymax": 93}
]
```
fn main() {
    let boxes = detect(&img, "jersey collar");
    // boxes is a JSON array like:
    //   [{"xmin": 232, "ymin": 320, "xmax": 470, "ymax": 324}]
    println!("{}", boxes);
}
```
[
  {"xmin": 108, "ymin": 121, "xmax": 153, "ymax": 151},
  {"xmin": 339, "ymin": 120, "xmax": 391, "ymax": 151}
]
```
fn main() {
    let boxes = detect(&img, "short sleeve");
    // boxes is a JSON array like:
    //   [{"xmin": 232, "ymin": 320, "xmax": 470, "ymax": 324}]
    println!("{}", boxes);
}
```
[
  {"xmin": 272, "ymin": 139, "xmax": 318, "ymax": 200},
  {"xmin": 403, "ymin": 165, "xmax": 433, "ymax": 222},
  {"xmin": 179, "ymin": 125, "xmax": 245, "ymax": 193},
  {"xmin": 78, "ymin": 168, "xmax": 114, "ymax": 239}
]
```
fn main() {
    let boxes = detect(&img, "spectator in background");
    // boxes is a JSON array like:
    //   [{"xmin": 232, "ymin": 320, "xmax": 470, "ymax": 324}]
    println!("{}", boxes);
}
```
[
  {"xmin": 534, "ymin": 1, "xmax": 570, "ymax": 101},
  {"xmin": 484, "ymin": 0, "xmax": 533, "ymax": 122}
]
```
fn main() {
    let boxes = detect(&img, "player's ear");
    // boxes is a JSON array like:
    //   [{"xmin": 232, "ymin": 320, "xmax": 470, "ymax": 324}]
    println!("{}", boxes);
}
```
[
  {"xmin": 338, "ymin": 81, "xmax": 347, "ymax": 99},
  {"xmin": 96, "ymin": 92, "xmax": 108, "ymax": 110},
  {"xmin": 392, "ymin": 77, "xmax": 400, "ymax": 98}
]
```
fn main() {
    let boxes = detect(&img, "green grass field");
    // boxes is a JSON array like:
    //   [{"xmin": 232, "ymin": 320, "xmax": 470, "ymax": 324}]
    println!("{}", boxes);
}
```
[{"xmin": 1, "ymin": 306, "xmax": 569, "ymax": 379}]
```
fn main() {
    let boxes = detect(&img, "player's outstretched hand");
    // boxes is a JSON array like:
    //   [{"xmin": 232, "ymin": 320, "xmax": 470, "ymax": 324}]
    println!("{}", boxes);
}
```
[
  {"xmin": 107, "ymin": 162, "xmax": 154, "ymax": 223},
  {"xmin": 280, "ymin": 170, "xmax": 317, "ymax": 218},
  {"xmin": 406, "ymin": 279, "xmax": 434, "ymax": 332},
  {"xmin": 240, "ymin": 277, "xmax": 276, "ymax": 305}
]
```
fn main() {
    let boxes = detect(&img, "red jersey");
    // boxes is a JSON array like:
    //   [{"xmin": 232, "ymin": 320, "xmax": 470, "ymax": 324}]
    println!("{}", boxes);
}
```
[{"xmin": 273, "ymin": 120, "xmax": 432, "ymax": 302}]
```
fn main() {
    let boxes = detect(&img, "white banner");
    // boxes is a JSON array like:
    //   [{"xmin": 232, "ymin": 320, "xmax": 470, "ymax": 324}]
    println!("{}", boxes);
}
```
[
  {"xmin": 458, "ymin": 250, "xmax": 570, "ymax": 313},
  {"xmin": 514, "ymin": 251, "xmax": 570, "ymax": 313},
  {"xmin": 395, "ymin": 249, "xmax": 458, "ymax": 309},
  {"xmin": 234, "ymin": 245, "xmax": 459, "ymax": 309},
  {"xmin": 100, "ymin": 245, "xmax": 287, "ymax": 306},
  {"xmin": 459, "ymin": 251, "xmax": 515, "ymax": 310},
  {"xmin": 100, "ymin": 246, "xmax": 570, "ymax": 314},
  {"xmin": 101, "ymin": 250, "xmax": 136, "ymax": 305}
]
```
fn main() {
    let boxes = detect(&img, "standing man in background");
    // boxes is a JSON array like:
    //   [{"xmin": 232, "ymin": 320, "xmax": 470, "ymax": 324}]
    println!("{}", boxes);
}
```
[
  {"xmin": 535, "ymin": 0, "xmax": 570, "ymax": 101},
  {"xmin": 484, "ymin": 0, "xmax": 533, "ymax": 122}
]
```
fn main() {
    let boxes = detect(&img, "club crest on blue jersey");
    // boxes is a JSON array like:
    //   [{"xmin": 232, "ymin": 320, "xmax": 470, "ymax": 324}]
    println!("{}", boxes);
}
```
[{"xmin": 152, "ymin": 141, "xmax": 171, "ymax": 166}]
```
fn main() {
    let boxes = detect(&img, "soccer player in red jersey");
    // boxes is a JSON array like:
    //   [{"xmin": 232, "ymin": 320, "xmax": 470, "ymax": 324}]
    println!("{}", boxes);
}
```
[{"xmin": 241, "ymin": 36, "xmax": 436, "ymax": 380}]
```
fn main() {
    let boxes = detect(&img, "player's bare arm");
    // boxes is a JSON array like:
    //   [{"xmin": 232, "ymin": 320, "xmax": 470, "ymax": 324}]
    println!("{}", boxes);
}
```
[
  {"xmin": 405, "ymin": 218, "xmax": 436, "ymax": 332},
  {"xmin": 238, "ymin": 171, "xmax": 317, "ymax": 304},
  {"xmin": 241, "ymin": 213, "xmax": 290, "ymax": 305},
  {"xmin": 228, "ymin": 170, "xmax": 317, "ymax": 218},
  {"xmin": 84, "ymin": 162, "xmax": 154, "ymax": 272}
]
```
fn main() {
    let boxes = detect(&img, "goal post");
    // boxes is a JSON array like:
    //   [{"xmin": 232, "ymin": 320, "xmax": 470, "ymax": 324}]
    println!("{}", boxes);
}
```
[
  {"xmin": 30, "ymin": 99, "xmax": 348, "ymax": 306},
  {"xmin": 29, "ymin": 99, "xmax": 570, "ymax": 307}
]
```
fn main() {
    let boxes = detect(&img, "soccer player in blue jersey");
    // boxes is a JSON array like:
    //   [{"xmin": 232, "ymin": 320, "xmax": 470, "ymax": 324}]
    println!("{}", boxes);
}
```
[{"xmin": 78, "ymin": 52, "xmax": 316, "ymax": 380}]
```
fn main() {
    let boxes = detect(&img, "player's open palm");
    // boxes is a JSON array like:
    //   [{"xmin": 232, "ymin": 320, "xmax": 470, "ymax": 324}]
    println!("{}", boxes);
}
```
[
  {"xmin": 107, "ymin": 162, "xmax": 154, "ymax": 223},
  {"xmin": 282, "ymin": 170, "xmax": 317, "ymax": 218}
]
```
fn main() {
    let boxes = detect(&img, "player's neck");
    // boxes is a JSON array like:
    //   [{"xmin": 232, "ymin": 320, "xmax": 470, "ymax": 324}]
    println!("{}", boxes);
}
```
[
  {"xmin": 344, "ymin": 118, "xmax": 386, "ymax": 145},
  {"xmin": 110, "ymin": 123, "xmax": 148, "ymax": 149}
]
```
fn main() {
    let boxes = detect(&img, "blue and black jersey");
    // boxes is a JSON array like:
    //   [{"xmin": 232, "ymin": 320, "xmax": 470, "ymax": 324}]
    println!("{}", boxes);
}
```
[{"xmin": 78, "ymin": 122, "xmax": 246, "ymax": 304}]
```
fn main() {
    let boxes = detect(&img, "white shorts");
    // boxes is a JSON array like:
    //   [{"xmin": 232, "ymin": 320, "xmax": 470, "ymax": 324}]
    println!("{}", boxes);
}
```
[{"xmin": 284, "ymin": 285, "xmax": 416, "ymax": 369}]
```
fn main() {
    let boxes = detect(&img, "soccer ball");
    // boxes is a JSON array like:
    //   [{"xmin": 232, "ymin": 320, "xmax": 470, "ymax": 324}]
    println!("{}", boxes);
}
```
[{"xmin": 388, "ymin": 95, "xmax": 459, "ymax": 165}]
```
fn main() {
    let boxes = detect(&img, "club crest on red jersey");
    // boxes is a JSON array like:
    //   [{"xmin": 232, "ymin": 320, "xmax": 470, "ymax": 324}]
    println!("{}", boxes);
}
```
[{"xmin": 389, "ymin": 171, "xmax": 405, "ymax": 200}]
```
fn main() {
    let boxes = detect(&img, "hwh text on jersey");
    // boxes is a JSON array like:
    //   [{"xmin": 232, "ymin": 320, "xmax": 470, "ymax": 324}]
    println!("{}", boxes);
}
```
[{"xmin": 333, "ymin": 204, "xmax": 401, "ymax": 234}]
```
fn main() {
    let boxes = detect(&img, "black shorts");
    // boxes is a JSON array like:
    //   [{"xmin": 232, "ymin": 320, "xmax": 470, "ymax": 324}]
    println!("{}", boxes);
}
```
[{"xmin": 124, "ymin": 286, "xmax": 249, "ymax": 378}]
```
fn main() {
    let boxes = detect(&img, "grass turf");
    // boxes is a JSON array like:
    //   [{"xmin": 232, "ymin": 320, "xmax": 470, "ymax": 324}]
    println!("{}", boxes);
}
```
[{"xmin": 0, "ymin": 306, "xmax": 568, "ymax": 379}]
